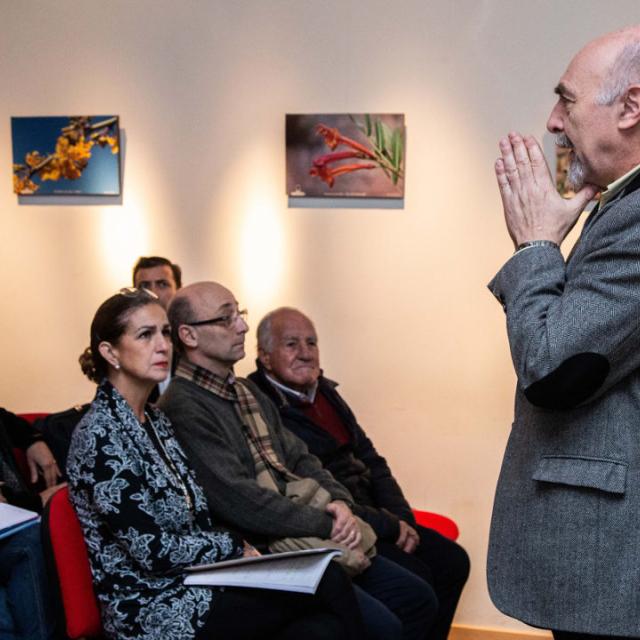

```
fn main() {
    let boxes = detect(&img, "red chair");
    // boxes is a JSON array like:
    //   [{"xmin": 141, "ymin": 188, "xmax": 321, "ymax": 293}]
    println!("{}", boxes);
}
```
[
  {"xmin": 412, "ymin": 509, "xmax": 460, "ymax": 541},
  {"xmin": 42, "ymin": 486, "xmax": 103, "ymax": 638},
  {"xmin": 18, "ymin": 412, "xmax": 49, "ymax": 424}
]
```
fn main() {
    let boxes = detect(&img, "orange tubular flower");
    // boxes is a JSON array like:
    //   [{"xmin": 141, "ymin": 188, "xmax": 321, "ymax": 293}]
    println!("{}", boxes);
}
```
[
  {"xmin": 310, "ymin": 156, "xmax": 377, "ymax": 187},
  {"xmin": 316, "ymin": 124, "xmax": 376, "ymax": 159},
  {"xmin": 310, "ymin": 151, "xmax": 363, "ymax": 186},
  {"xmin": 312, "ymin": 150, "xmax": 363, "ymax": 167}
]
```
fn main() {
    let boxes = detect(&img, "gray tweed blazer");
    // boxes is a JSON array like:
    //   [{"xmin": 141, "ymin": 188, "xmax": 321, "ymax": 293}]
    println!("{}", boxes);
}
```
[{"xmin": 487, "ymin": 173, "xmax": 640, "ymax": 637}]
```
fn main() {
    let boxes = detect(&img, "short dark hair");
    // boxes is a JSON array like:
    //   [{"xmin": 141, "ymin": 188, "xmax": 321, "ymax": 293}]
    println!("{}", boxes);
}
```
[
  {"xmin": 132, "ymin": 256, "xmax": 182, "ymax": 289},
  {"xmin": 79, "ymin": 288, "xmax": 163, "ymax": 383},
  {"xmin": 167, "ymin": 294, "xmax": 194, "ymax": 356}
]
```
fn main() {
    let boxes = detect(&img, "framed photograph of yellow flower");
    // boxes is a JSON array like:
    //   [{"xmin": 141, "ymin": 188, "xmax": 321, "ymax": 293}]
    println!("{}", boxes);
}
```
[
  {"xmin": 286, "ymin": 114, "xmax": 405, "ymax": 199},
  {"xmin": 12, "ymin": 116, "xmax": 121, "ymax": 196}
]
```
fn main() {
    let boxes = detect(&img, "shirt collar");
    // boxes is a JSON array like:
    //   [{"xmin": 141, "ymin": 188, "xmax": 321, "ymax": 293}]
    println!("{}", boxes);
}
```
[
  {"xmin": 264, "ymin": 372, "xmax": 318, "ymax": 403},
  {"xmin": 599, "ymin": 163, "xmax": 640, "ymax": 207},
  {"xmin": 175, "ymin": 359, "xmax": 237, "ymax": 401}
]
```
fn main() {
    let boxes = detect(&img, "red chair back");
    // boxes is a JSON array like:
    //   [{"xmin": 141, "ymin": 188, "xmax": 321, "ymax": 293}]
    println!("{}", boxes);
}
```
[
  {"xmin": 412, "ymin": 509, "xmax": 460, "ymax": 541},
  {"xmin": 18, "ymin": 412, "xmax": 49, "ymax": 424},
  {"xmin": 43, "ymin": 486, "xmax": 103, "ymax": 638}
]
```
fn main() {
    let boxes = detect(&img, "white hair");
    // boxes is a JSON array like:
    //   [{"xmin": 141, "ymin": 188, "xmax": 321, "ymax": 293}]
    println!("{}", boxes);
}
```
[
  {"xmin": 256, "ymin": 307, "xmax": 304, "ymax": 352},
  {"xmin": 596, "ymin": 40, "xmax": 640, "ymax": 105}
]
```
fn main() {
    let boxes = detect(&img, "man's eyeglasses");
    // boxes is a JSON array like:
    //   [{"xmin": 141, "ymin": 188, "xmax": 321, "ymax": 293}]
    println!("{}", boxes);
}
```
[{"xmin": 186, "ymin": 309, "xmax": 248, "ymax": 329}]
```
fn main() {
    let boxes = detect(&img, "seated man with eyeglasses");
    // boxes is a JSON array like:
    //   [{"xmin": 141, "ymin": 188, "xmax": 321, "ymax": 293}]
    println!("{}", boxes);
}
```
[
  {"xmin": 158, "ymin": 281, "xmax": 437, "ymax": 640},
  {"xmin": 248, "ymin": 307, "xmax": 470, "ymax": 640}
]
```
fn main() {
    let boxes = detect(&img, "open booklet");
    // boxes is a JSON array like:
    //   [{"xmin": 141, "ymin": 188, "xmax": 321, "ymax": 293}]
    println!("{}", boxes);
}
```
[
  {"xmin": 184, "ymin": 547, "xmax": 342, "ymax": 594},
  {"xmin": 0, "ymin": 503, "xmax": 40, "ymax": 541}
]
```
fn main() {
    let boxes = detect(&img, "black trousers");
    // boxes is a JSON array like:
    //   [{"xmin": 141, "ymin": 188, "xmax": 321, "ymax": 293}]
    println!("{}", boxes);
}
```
[
  {"xmin": 196, "ymin": 561, "xmax": 364, "ymax": 640},
  {"xmin": 376, "ymin": 524, "xmax": 470, "ymax": 640}
]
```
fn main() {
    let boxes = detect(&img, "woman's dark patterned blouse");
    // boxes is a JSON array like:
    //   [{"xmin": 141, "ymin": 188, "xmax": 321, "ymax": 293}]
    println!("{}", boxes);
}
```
[{"xmin": 67, "ymin": 381, "xmax": 242, "ymax": 640}]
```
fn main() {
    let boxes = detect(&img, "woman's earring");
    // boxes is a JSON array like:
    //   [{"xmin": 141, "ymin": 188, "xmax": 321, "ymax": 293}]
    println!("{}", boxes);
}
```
[{"xmin": 114, "ymin": 362, "xmax": 121, "ymax": 370}]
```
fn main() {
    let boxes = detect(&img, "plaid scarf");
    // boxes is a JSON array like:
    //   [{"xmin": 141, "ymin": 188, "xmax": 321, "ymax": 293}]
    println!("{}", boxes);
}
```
[{"xmin": 175, "ymin": 360, "xmax": 298, "ymax": 489}]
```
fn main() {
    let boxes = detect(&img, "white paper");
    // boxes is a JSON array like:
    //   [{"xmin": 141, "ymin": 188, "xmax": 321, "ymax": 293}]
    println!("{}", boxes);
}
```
[
  {"xmin": 185, "ymin": 548, "xmax": 342, "ymax": 594},
  {"xmin": 0, "ymin": 503, "xmax": 39, "ymax": 540}
]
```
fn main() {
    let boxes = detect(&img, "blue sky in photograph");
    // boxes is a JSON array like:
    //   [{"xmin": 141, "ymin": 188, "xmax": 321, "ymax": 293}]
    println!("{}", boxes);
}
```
[{"xmin": 11, "ymin": 116, "xmax": 121, "ymax": 195}]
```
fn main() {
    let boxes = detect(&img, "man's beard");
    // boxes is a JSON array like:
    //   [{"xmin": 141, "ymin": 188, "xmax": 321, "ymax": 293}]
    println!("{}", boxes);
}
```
[{"xmin": 556, "ymin": 134, "xmax": 586, "ymax": 190}]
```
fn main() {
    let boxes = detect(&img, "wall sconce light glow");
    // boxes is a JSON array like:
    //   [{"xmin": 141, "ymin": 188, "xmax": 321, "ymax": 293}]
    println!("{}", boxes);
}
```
[
  {"xmin": 98, "ymin": 189, "xmax": 149, "ymax": 289},
  {"xmin": 239, "ymin": 181, "xmax": 285, "ymax": 306}
]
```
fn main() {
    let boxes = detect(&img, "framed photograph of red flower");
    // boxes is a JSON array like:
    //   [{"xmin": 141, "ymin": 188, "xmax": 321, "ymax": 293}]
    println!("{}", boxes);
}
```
[
  {"xmin": 286, "ymin": 114, "xmax": 405, "ymax": 199},
  {"xmin": 12, "ymin": 115, "xmax": 121, "ymax": 196}
]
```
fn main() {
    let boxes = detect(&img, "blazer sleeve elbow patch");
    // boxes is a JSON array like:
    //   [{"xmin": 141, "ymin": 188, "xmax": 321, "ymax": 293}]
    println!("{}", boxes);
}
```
[{"xmin": 523, "ymin": 352, "xmax": 610, "ymax": 410}]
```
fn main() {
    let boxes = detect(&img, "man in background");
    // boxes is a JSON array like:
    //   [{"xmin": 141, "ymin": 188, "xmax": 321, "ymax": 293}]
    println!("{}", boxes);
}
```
[
  {"xmin": 489, "ymin": 26, "xmax": 640, "ymax": 639},
  {"xmin": 132, "ymin": 255, "xmax": 182, "ymax": 310},
  {"xmin": 249, "ymin": 307, "xmax": 469, "ymax": 640}
]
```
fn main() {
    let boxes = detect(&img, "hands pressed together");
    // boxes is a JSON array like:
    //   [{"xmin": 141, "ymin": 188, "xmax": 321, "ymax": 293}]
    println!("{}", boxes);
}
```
[{"xmin": 495, "ymin": 132, "xmax": 598, "ymax": 248}]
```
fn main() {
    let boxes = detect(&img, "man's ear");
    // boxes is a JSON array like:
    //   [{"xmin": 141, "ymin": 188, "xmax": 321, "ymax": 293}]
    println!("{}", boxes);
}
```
[
  {"xmin": 98, "ymin": 341, "xmax": 119, "ymax": 368},
  {"xmin": 258, "ymin": 347, "xmax": 272, "ymax": 371},
  {"xmin": 178, "ymin": 324, "xmax": 198, "ymax": 349},
  {"xmin": 619, "ymin": 84, "xmax": 640, "ymax": 130}
]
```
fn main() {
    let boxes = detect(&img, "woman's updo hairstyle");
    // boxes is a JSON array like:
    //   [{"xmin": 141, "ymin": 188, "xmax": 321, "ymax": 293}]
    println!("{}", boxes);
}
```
[{"xmin": 79, "ymin": 288, "xmax": 162, "ymax": 383}]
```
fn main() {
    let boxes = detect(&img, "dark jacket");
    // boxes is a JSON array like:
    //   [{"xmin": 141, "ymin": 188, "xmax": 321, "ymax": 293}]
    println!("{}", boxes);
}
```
[
  {"xmin": 248, "ymin": 365, "xmax": 415, "ymax": 541},
  {"xmin": 0, "ymin": 408, "xmax": 42, "ymax": 512}
]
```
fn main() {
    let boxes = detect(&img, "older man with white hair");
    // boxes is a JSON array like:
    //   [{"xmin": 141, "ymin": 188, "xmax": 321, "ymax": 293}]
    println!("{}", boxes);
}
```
[{"xmin": 249, "ymin": 307, "xmax": 470, "ymax": 640}]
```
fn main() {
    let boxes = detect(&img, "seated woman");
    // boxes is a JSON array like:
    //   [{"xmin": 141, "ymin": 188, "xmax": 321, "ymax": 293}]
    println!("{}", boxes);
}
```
[
  {"xmin": 67, "ymin": 288, "xmax": 363, "ymax": 640},
  {"xmin": 0, "ymin": 408, "xmax": 66, "ymax": 640}
]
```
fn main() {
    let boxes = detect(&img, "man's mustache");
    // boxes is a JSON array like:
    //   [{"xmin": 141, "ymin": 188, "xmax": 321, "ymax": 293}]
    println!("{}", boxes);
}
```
[{"xmin": 555, "ymin": 133, "xmax": 574, "ymax": 149}]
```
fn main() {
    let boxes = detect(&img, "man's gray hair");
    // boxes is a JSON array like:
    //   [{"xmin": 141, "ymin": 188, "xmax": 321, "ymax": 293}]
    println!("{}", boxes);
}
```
[
  {"xmin": 167, "ymin": 294, "xmax": 195, "ymax": 355},
  {"xmin": 256, "ymin": 307, "xmax": 304, "ymax": 352},
  {"xmin": 596, "ymin": 40, "xmax": 640, "ymax": 105}
]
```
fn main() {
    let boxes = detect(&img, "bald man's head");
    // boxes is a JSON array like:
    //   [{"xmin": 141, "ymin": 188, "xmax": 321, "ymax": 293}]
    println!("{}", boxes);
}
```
[
  {"xmin": 168, "ymin": 282, "xmax": 249, "ymax": 376},
  {"xmin": 547, "ymin": 25, "xmax": 640, "ymax": 188}
]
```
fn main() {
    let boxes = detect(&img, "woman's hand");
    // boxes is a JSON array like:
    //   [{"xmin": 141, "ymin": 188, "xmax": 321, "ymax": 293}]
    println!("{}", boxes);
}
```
[{"xmin": 242, "ymin": 541, "xmax": 261, "ymax": 558}]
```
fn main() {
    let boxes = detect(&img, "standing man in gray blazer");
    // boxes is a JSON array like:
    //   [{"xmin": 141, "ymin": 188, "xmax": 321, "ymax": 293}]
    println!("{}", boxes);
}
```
[{"xmin": 488, "ymin": 26, "xmax": 640, "ymax": 640}]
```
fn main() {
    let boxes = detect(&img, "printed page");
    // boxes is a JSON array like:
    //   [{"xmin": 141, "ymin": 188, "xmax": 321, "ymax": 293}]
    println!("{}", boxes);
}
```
[
  {"xmin": 0, "ymin": 503, "xmax": 39, "ymax": 540},
  {"xmin": 185, "ymin": 548, "xmax": 341, "ymax": 594}
]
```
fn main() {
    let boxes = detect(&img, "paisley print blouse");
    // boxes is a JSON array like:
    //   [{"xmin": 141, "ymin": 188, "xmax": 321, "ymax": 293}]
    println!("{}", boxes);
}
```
[{"xmin": 67, "ymin": 381, "xmax": 242, "ymax": 640}]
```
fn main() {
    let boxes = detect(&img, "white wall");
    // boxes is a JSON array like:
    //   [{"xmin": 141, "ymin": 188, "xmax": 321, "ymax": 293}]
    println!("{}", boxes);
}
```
[{"xmin": 2, "ymin": 0, "xmax": 638, "ymax": 630}]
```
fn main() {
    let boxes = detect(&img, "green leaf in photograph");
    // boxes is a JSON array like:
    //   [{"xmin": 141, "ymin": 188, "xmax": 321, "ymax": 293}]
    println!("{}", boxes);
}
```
[{"xmin": 375, "ymin": 120, "xmax": 385, "ymax": 152}]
